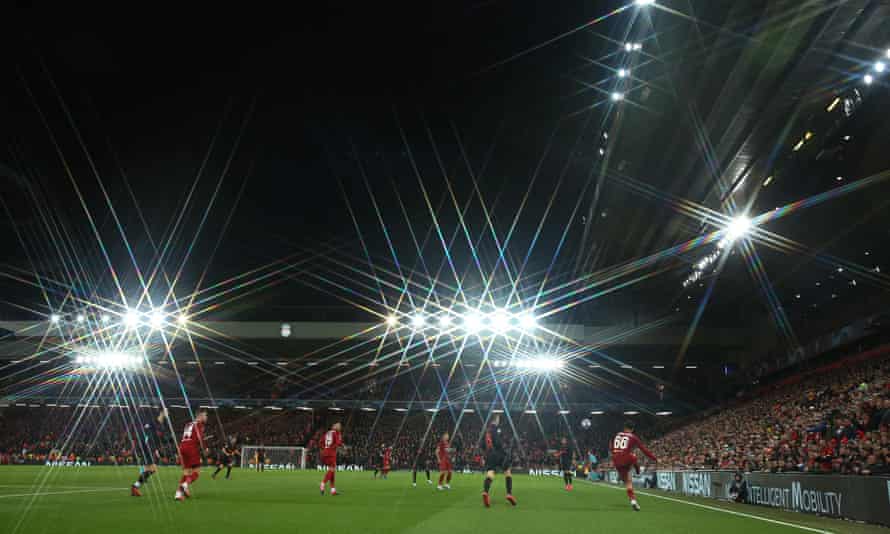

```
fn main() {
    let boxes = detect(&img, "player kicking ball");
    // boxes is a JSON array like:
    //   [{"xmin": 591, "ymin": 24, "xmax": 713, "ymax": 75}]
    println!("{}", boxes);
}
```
[
  {"xmin": 212, "ymin": 441, "xmax": 239, "ymax": 480},
  {"xmin": 436, "ymin": 432, "xmax": 453, "ymax": 490},
  {"xmin": 175, "ymin": 410, "xmax": 209, "ymax": 502},
  {"xmin": 131, "ymin": 409, "xmax": 167, "ymax": 496},
  {"xmin": 319, "ymin": 422, "xmax": 343, "ymax": 496},
  {"xmin": 610, "ymin": 421, "xmax": 657, "ymax": 511},
  {"xmin": 481, "ymin": 414, "xmax": 516, "ymax": 508}
]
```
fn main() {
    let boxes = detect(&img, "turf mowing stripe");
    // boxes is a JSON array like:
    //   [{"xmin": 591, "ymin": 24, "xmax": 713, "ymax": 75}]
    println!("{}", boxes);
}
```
[
  {"xmin": 595, "ymin": 483, "xmax": 832, "ymax": 534},
  {"xmin": 0, "ymin": 488, "xmax": 123, "ymax": 499}
]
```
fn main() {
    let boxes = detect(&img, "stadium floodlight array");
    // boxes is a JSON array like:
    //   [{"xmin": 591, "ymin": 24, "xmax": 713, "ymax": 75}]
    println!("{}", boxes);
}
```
[
  {"xmin": 384, "ymin": 308, "xmax": 538, "ymax": 336},
  {"xmin": 489, "ymin": 358, "xmax": 564, "ymax": 371},
  {"xmin": 48, "ymin": 306, "xmax": 188, "ymax": 331},
  {"xmin": 74, "ymin": 351, "xmax": 142, "ymax": 369}
]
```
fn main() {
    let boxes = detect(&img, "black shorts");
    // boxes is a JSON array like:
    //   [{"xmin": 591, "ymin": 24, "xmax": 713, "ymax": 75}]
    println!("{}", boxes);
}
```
[
  {"xmin": 135, "ymin": 440, "xmax": 159, "ymax": 466},
  {"xmin": 484, "ymin": 451, "xmax": 510, "ymax": 472},
  {"xmin": 560, "ymin": 458, "xmax": 573, "ymax": 472},
  {"xmin": 221, "ymin": 455, "xmax": 234, "ymax": 467}
]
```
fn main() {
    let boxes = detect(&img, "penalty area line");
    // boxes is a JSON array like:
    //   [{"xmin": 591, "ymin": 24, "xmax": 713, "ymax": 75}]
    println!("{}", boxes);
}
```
[{"xmin": 595, "ymin": 483, "xmax": 832, "ymax": 533}]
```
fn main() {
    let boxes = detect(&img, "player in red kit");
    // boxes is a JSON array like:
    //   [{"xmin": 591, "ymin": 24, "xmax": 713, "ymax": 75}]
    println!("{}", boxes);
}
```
[
  {"xmin": 319, "ymin": 422, "xmax": 343, "ymax": 496},
  {"xmin": 610, "ymin": 421, "xmax": 656, "ymax": 511},
  {"xmin": 175, "ymin": 410, "xmax": 208, "ymax": 502},
  {"xmin": 436, "ymin": 432, "xmax": 453, "ymax": 490},
  {"xmin": 381, "ymin": 445, "xmax": 392, "ymax": 478}
]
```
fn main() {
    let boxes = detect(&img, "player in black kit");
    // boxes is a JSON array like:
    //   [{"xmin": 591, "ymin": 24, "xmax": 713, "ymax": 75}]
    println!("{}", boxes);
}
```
[
  {"xmin": 212, "ymin": 441, "xmax": 239, "ymax": 480},
  {"xmin": 558, "ymin": 437, "xmax": 575, "ymax": 490},
  {"xmin": 131, "ymin": 409, "xmax": 167, "ymax": 496},
  {"xmin": 412, "ymin": 446, "xmax": 432, "ymax": 487},
  {"xmin": 482, "ymin": 414, "xmax": 516, "ymax": 508}
]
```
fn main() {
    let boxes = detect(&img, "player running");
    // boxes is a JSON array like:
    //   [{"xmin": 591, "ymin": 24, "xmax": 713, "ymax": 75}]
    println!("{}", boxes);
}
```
[
  {"xmin": 482, "ymin": 414, "xmax": 516, "ymax": 508},
  {"xmin": 212, "ymin": 441, "xmax": 239, "ymax": 480},
  {"xmin": 131, "ymin": 409, "xmax": 167, "ymax": 496},
  {"xmin": 319, "ymin": 422, "xmax": 343, "ymax": 496},
  {"xmin": 610, "ymin": 421, "xmax": 657, "ymax": 511},
  {"xmin": 373, "ymin": 444, "xmax": 384, "ymax": 479},
  {"xmin": 436, "ymin": 432, "xmax": 453, "ymax": 490},
  {"xmin": 558, "ymin": 437, "xmax": 575, "ymax": 491},
  {"xmin": 175, "ymin": 410, "xmax": 208, "ymax": 502},
  {"xmin": 412, "ymin": 446, "xmax": 432, "ymax": 487}
]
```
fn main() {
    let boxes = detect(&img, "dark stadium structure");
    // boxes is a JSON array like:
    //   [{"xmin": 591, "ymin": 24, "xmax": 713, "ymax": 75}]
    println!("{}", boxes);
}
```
[{"xmin": 2, "ymin": 1, "xmax": 890, "ymax": 532}]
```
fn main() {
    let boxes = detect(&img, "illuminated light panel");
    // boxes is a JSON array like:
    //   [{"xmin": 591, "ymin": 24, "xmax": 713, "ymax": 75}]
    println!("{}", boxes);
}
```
[
  {"xmin": 558, "ymin": 410, "xmax": 571, "ymax": 415},
  {"xmin": 635, "ymin": 0, "xmax": 655, "ymax": 5},
  {"xmin": 462, "ymin": 409, "xmax": 475, "ymax": 413},
  {"xmin": 826, "ymin": 97, "xmax": 840, "ymax": 112},
  {"xmin": 617, "ymin": 68, "xmax": 629, "ymax": 78},
  {"xmin": 265, "ymin": 406, "xmax": 283, "ymax": 411},
  {"xmin": 394, "ymin": 408, "xmax": 408, "ymax": 412},
  {"xmin": 329, "ymin": 407, "xmax": 344, "ymax": 412},
  {"xmin": 685, "ymin": 365, "xmax": 698, "ymax": 369},
  {"xmin": 361, "ymin": 407, "xmax": 376, "ymax": 412},
  {"xmin": 652, "ymin": 365, "xmax": 665, "ymax": 369},
  {"xmin": 620, "ymin": 364, "xmax": 632, "ymax": 369},
  {"xmin": 875, "ymin": 61, "xmax": 886, "ymax": 73},
  {"xmin": 513, "ymin": 358, "xmax": 564, "ymax": 371},
  {"xmin": 235, "ymin": 405, "xmax": 248, "ymax": 410},
  {"xmin": 762, "ymin": 175, "xmax": 773, "ymax": 187},
  {"xmin": 492, "ymin": 409, "xmax": 505, "ymax": 414},
  {"xmin": 425, "ymin": 408, "xmax": 438, "ymax": 413},
  {"xmin": 50, "ymin": 314, "xmax": 61, "ymax": 324},
  {"xmin": 656, "ymin": 411, "xmax": 673, "ymax": 416},
  {"xmin": 524, "ymin": 410, "xmax": 537, "ymax": 414},
  {"xmin": 623, "ymin": 411, "xmax": 640, "ymax": 415},
  {"xmin": 792, "ymin": 139, "xmax": 804, "ymax": 151},
  {"xmin": 864, "ymin": 74, "xmax": 874, "ymax": 85},
  {"xmin": 610, "ymin": 91, "xmax": 625, "ymax": 101}
]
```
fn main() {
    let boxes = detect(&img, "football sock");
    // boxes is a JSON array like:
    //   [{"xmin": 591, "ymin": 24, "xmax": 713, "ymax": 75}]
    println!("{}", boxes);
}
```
[
  {"xmin": 225, "ymin": 466, "xmax": 232, "ymax": 478},
  {"xmin": 413, "ymin": 470, "xmax": 417, "ymax": 484},
  {"xmin": 330, "ymin": 471, "xmax": 335, "ymax": 487},
  {"xmin": 567, "ymin": 472, "xmax": 573, "ymax": 485},
  {"xmin": 446, "ymin": 472, "xmax": 452, "ymax": 483},
  {"xmin": 425, "ymin": 470, "xmax": 430, "ymax": 481},
  {"xmin": 188, "ymin": 472, "xmax": 199, "ymax": 484},
  {"xmin": 627, "ymin": 488, "xmax": 635, "ymax": 501},
  {"xmin": 506, "ymin": 475, "xmax": 513, "ymax": 495},
  {"xmin": 179, "ymin": 475, "xmax": 187, "ymax": 485},
  {"xmin": 213, "ymin": 466, "xmax": 222, "ymax": 477},
  {"xmin": 439, "ymin": 473, "xmax": 445, "ymax": 485},
  {"xmin": 483, "ymin": 477, "xmax": 492, "ymax": 493},
  {"xmin": 136, "ymin": 470, "xmax": 153, "ymax": 485},
  {"xmin": 373, "ymin": 469, "xmax": 378, "ymax": 478}
]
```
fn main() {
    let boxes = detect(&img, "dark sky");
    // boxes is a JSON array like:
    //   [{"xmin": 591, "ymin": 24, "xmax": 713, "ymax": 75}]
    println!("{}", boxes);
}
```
[{"xmin": 2, "ymin": 2, "xmax": 635, "ymax": 320}]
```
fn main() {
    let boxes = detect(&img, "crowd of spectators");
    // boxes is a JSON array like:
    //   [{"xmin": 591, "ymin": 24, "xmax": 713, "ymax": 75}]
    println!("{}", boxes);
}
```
[{"xmin": 644, "ymin": 346, "xmax": 890, "ymax": 476}]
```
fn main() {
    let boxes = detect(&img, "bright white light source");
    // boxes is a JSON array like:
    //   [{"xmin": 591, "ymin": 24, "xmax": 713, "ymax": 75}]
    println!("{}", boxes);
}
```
[
  {"xmin": 625, "ymin": 43, "xmax": 633, "ymax": 52},
  {"xmin": 124, "ymin": 310, "xmax": 140, "ymax": 329},
  {"xmin": 590, "ymin": 411, "xmax": 605, "ymax": 415},
  {"xmin": 148, "ymin": 310, "xmax": 165, "ymax": 330},
  {"xmin": 177, "ymin": 314, "xmax": 188, "ymax": 326},
  {"xmin": 438, "ymin": 315, "xmax": 452, "ymax": 327},
  {"xmin": 281, "ymin": 323, "xmax": 291, "ymax": 337},
  {"xmin": 101, "ymin": 314, "xmax": 111, "ymax": 324},
  {"xmin": 411, "ymin": 314, "xmax": 426, "ymax": 328},
  {"xmin": 656, "ymin": 411, "xmax": 672, "ymax": 416},
  {"xmin": 611, "ymin": 92, "xmax": 625, "ymax": 101},
  {"xmin": 624, "ymin": 411, "xmax": 640, "ymax": 415},
  {"xmin": 864, "ymin": 74, "xmax": 874, "ymax": 85},
  {"xmin": 76, "ymin": 314, "xmax": 85, "ymax": 323},
  {"xmin": 513, "ymin": 358, "xmax": 564, "ymax": 371},
  {"xmin": 617, "ymin": 68, "xmax": 629, "ymax": 78},
  {"xmin": 385, "ymin": 315, "xmax": 398, "ymax": 327},
  {"xmin": 50, "ymin": 314, "xmax": 61, "ymax": 324},
  {"xmin": 632, "ymin": 43, "xmax": 642, "ymax": 51},
  {"xmin": 463, "ymin": 312, "xmax": 483, "ymax": 334},
  {"xmin": 725, "ymin": 215, "xmax": 752, "ymax": 242},
  {"xmin": 875, "ymin": 61, "xmax": 886, "ymax": 73},
  {"xmin": 558, "ymin": 409, "xmax": 571, "ymax": 415},
  {"xmin": 489, "ymin": 309, "xmax": 510, "ymax": 333},
  {"xmin": 635, "ymin": 0, "xmax": 655, "ymax": 5},
  {"xmin": 517, "ymin": 313, "xmax": 537, "ymax": 330},
  {"xmin": 835, "ymin": 176, "xmax": 843, "ymax": 181}
]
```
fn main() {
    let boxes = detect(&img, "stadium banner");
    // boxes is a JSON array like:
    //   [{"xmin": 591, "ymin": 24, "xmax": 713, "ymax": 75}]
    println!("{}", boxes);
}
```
[
  {"xmin": 313, "ymin": 464, "xmax": 365, "ymax": 472},
  {"xmin": 528, "ymin": 469, "xmax": 566, "ymax": 477},
  {"xmin": 606, "ymin": 470, "xmax": 890, "ymax": 526}
]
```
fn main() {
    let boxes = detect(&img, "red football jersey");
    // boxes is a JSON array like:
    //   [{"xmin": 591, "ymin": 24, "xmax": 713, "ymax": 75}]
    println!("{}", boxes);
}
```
[
  {"xmin": 180, "ymin": 421, "xmax": 204, "ymax": 450},
  {"xmin": 322, "ymin": 430, "xmax": 342, "ymax": 454},
  {"xmin": 437, "ymin": 438, "xmax": 449, "ymax": 461},
  {"xmin": 383, "ymin": 447, "xmax": 392, "ymax": 463},
  {"xmin": 610, "ymin": 431, "xmax": 656, "ymax": 461}
]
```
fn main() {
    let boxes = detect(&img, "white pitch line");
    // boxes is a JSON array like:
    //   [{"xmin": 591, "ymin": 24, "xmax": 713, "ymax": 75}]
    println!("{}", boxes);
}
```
[
  {"xmin": 0, "ymin": 488, "xmax": 123, "ymax": 499},
  {"xmin": 595, "ymin": 483, "xmax": 832, "ymax": 534}
]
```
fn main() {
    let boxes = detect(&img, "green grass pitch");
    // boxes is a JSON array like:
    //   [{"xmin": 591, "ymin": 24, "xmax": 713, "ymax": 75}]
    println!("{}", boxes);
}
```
[{"xmin": 0, "ymin": 466, "xmax": 882, "ymax": 533}]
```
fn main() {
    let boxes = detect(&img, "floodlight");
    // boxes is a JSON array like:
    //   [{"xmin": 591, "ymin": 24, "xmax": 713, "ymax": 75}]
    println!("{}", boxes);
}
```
[
  {"xmin": 611, "ymin": 92, "xmax": 625, "ymax": 101},
  {"xmin": 123, "ymin": 310, "xmax": 140, "ymax": 328},
  {"xmin": 101, "ymin": 314, "xmax": 111, "ymax": 324},
  {"xmin": 632, "ymin": 43, "xmax": 642, "ymax": 50},
  {"xmin": 624, "ymin": 43, "xmax": 633, "ymax": 52},
  {"xmin": 514, "ymin": 358, "xmax": 564, "ymax": 371},
  {"xmin": 489, "ymin": 309, "xmax": 510, "ymax": 333},
  {"xmin": 725, "ymin": 215, "xmax": 752, "ymax": 242},
  {"xmin": 76, "ymin": 314, "xmax": 85, "ymax": 323},
  {"xmin": 50, "ymin": 314, "xmax": 61, "ymax": 324},
  {"xmin": 617, "ymin": 68, "xmax": 629, "ymax": 78},
  {"xmin": 635, "ymin": 0, "xmax": 655, "ymax": 5},
  {"xmin": 517, "ymin": 313, "xmax": 537, "ymax": 330},
  {"xmin": 864, "ymin": 74, "xmax": 874, "ymax": 85},
  {"xmin": 463, "ymin": 311, "xmax": 483, "ymax": 334},
  {"xmin": 875, "ymin": 61, "xmax": 886, "ymax": 73},
  {"xmin": 385, "ymin": 315, "xmax": 398, "ymax": 327},
  {"xmin": 411, "ymin": 314, "xmax": 426, "ymax": 328},
  {"xmin": 177, "ymin": 314, "xmax": 189, "ymax": 326},
  {"xmin": 148, "ymin": 310, "xmax": 165, "ymax": 329},
  {"xmin": 438, "ymin": 315, "xmax": 452, "ymax": 327}
]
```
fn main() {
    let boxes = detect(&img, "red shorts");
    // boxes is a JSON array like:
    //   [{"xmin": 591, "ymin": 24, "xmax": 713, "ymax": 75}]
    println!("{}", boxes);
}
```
[
  {"xmin": 180, "ymin": 447, "xmax": 201, "ymax": 469},
  {"xmin": 613, "ymin": 453, "xmax": 638, "ymax": 480},
  {"xmin": 439, "ymin": 460, "xmax": 452, "ymax": 472},
  {"xmin": 321, "ymin": 452, "xmax": 337, "ymax": 468},
  {"xmin": 382, "ymin": 462, "xmax": 391, "ymax": 471}
]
